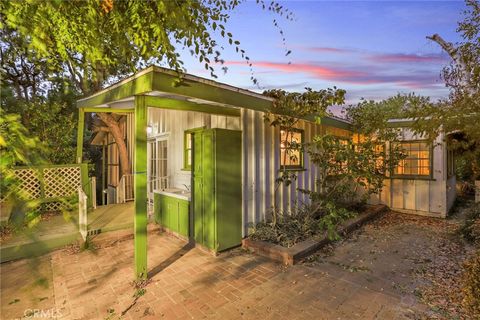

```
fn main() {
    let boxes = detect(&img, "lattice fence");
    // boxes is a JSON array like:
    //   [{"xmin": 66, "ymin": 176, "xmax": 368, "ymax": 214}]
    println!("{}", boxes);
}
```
[{"xmin": 5, "ymin": 164, "xmax": 89, "ymax": 212}]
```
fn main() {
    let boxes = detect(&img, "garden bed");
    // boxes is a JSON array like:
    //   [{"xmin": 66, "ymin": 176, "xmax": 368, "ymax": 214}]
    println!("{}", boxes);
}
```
[{"xmin": 242, "ymin": 204, "xmax": 388, "ymax": 265}]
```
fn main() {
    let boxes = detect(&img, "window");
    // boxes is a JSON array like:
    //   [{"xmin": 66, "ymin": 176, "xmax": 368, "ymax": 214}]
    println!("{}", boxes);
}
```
[
  {"xmin": 147, "ymin": 139, "xmax": 168, "ymax": 197},
  {"xmin": 184, "ymin": 131, "xmax": 193, "ymax": 170},
  {"xmin": 393, "ymin": 141, "xmax": 431, "ymax": 177},
  {"xmin": 280, "ymin": 128, "xmax": 304, "ymax": 169}
]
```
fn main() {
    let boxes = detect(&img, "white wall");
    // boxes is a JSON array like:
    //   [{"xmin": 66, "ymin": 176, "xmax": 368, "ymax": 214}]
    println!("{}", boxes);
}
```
[
  {"xmin": 147, "ymin": 108, "xmax": 240, "ymax": 190},
  {"xmin": 369, "ymin": 129, "xmax": 452, "ymax": 217}
]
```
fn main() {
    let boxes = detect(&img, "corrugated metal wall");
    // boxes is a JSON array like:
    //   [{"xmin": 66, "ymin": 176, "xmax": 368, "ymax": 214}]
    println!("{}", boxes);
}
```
[{"xmin": 240, "ymin": 109, "xmax": 352, "ymax": 235}]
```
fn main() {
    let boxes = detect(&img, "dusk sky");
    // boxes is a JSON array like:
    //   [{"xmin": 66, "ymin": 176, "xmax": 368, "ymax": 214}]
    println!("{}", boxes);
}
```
[{"xmin": 178, "ymin": 0, "xmax": 466, "ymax": 113}]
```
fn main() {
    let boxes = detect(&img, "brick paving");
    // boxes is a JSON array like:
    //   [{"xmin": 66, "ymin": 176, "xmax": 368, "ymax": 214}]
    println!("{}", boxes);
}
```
[{"xmin": 1, "ymin": 227, "xmax": 425, "ymax": 320}]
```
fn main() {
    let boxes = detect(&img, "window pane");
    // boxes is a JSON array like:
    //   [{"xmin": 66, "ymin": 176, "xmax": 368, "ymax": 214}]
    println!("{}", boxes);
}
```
[
  {"xmin": 394, "ymin": 142, "xmax": 430, "ymax": 176},
  {"xmin": 280, "ymin": 129, "xmax": 303, "ymax": 167}
]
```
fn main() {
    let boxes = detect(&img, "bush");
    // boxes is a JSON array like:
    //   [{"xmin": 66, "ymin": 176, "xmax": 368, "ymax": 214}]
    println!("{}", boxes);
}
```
[
  {"xmin": 249, "ymin": 203, "xmax": 355, "ymax": 247},
  {"xmin": 461, "ymin": 250, "xmax": 480, "ymax": 317},
  {"xmin": 459, "ymin": 202, "xmax": 480, "ymax": 244}
]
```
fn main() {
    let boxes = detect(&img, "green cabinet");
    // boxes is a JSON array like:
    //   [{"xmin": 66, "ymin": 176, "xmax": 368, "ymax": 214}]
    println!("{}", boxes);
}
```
[
  {"xmin": 193, "ymin": 128, "xmax": 242, "ymax": 252},
  {"xmin": 154, "ymin": 193, "xmax": 190, "ymax": 238}
]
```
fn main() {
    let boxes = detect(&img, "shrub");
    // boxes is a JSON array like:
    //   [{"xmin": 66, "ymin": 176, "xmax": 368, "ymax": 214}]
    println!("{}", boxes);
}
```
[
  {"xmin": 461, "ymin": 250, "xmax": 480, "ymax": 317},
  {"xmin": 459, "ymin": 202, "xmax": 480, "ymax": 244},
  {"xmin": 249, "ymin": 203, "xmax": 355, "ymax": 247}
]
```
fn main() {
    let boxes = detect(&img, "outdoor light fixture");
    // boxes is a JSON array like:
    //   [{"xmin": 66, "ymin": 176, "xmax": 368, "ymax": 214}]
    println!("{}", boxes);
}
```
[{"xmin": 147, "ymin": 125, "xmax": 153, "ymax": 135}]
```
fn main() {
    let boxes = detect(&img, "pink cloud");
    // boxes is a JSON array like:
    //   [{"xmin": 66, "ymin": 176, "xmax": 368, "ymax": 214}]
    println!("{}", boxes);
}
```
[
  {"xmin": 225, "ymin": 61, "xmax": 367, "ymax": 82},
  {"xmin": 224, "ymin": 60, "xmax": 442, "ymax": 89}
]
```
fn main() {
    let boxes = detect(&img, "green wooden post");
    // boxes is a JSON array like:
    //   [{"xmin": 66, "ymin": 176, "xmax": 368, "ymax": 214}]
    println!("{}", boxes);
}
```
[
  {"xmin": 134, "ymin": 95, "xmax": 148, "ymax": 279},
  {"xmin": 102, "ymin": 141, "xmax": 106, "ymax": 206},
  {"xmin": 76, "ymin": 108, "xmax": 85, "ymax": 164}
]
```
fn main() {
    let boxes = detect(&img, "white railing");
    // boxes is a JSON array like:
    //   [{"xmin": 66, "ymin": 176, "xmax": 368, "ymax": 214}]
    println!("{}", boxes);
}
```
[
  {"xmin": 78, "ymin": 187, "xmax": 88, "ymax": 242},
  {"xmin": 116, "ymin": 174, "xmax": 135, "ymax": 204},
  {"xmin": 90, "ymin": 177, "xmax": 97, "ymax": 210}
]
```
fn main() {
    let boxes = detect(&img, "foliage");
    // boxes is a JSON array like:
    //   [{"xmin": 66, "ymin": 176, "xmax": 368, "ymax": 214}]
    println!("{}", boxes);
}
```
[
  {"xmin": 262, "ymin": 87, "xmax": 346, "ymax": 223},
  {"xmin": 1, "ymin": 94, "xmax": 77, "ymax": 164},
  {"xmin": 459, "ymin": 202, "xmax": 480, "ymax": 244},
  {"xmin": 0, "ymin": 0, "xmax": 291, "ymax": 94},
  {"xmin": 345, "ymin": 93, "xmax": 431, "ymax": 140},
  {"xmin": 461, "ymin": 250, "xmax": 480, "ymax": 318},
  {"xmin": 1, "ymin": 0, "xmax": 293, "ymax": 184},
  {"xmin": 304, "ymin": 134, "xmax": 404, "ymax": 209},
  {"xmin": 250, "ymin": 203, "xmax": 354, "ymax": 247},
  {"xmin": 0, "ymin": 109, "xmax": 47, "ymax": 225},
  {"xmin": 420, "ymin": 0, "xmax": 480, "ymax": 178},
  {"xmin": 1, "ymin": 28, "xmax": 80, "ymax": 165}
]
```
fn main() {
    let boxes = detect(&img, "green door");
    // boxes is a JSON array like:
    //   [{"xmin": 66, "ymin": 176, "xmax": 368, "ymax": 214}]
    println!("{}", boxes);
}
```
[{"xmin": 193, "ymin": 128, "xmax": 242, "ymax": 251}]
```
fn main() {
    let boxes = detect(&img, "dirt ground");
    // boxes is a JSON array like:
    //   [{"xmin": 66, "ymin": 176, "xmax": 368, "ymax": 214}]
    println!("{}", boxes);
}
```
[{"xmin": 304, "ymin": 204, "xmax": 478, "ymax": 319}]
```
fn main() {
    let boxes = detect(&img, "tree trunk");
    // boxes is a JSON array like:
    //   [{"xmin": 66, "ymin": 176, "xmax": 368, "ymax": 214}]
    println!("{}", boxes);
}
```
[
  {"xmin": 427, "ymin": 33, "xmax": 474, "ymax": 94},
  {"xmin": 97, "ymin": 113, "xmax": 130, "ymax": 178}
]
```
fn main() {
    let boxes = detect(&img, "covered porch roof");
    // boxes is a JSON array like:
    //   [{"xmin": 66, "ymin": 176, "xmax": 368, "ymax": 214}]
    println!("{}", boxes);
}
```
[{"xmin": 76, "ymin": 66, "xmax": 351, "ymax": 130}]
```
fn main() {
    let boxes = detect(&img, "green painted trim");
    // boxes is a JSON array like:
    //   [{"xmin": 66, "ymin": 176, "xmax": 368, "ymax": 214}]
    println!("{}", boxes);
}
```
[
  {"xmin": 77, "ymin": 72, "xmax": 153, "ymax": 108},
  {"xmin": 14, "ymin": 163, "xmax": 81, "ymax": 169},
  {"xmin": 151, "ymin": 72, "xmax": 272, "ymax": 111},
  {"xmin": 102, "ymin": 142, "xmax": 106, "ymax": 205},
  {"xmin": 76, "ymin": 108, "xmax": 85, "ymax": 163},
  {"xmin": 83, "ymin": 108, "xmax": 135, "ymax": 113},
  {"xmin": 77, "ymin": 67, "xmax": 351, "ymax": 131},
  {"xmin": 145, "ymin": 96, "xmax": 240, "ymax": 117},
  {"xmin": 183, "ymin": 127, "xmax": 206, "ymax": 170},
  {"xmin": 315, "ymin": 116, "xmax": 352, "ymax": 131},
  {"xmin": 134, "ymin": 95, "xmax": 148, "ymax": 279}
]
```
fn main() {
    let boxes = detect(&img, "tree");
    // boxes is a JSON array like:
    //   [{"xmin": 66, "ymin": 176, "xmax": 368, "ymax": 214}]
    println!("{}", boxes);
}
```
[
  {"xmin": 422, "ymin": 0, "xmax": 480, "ymax": 178},
  {"xmin": 1, "ymin": 27, "xmax": 80, "ymax": 164},
  {"xmin": 345, "ymin": 93, "xmax": 432, "ymax": 141},
  {"xmin": 0, "ymin": 109, "xmax": 48, "ymax": 225},
  {"xmin": 1, "ymin": 0, "xmax": 291, "ymax": 179}
]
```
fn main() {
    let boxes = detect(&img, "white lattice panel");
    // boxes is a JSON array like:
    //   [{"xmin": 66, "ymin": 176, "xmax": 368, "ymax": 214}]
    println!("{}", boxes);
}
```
[
  {"xmin": 43, "ymin": 167, "xmax": 81, "ymax": 198},
  {"xmin": 43, "ymin": 201, "xmax": 63, "ymax": 212},
  {"xmin": 14, "ymin": 169, "xmax": 42, "ymax": 199}
]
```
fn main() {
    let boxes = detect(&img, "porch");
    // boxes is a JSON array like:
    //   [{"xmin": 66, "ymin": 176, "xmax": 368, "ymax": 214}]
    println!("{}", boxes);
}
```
[
  {"xmin": 0, "ymin": 202, "xmax": 134, "ymax": 262},
  {"xmin": 76, "ymin": 66, "xmax": 267, "ymax": 279}
]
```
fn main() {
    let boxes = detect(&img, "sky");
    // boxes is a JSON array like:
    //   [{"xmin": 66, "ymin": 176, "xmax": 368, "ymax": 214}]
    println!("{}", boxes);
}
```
[{"xmin": 178, "ymin": 0, "xmax": 466, "ymax": 113}]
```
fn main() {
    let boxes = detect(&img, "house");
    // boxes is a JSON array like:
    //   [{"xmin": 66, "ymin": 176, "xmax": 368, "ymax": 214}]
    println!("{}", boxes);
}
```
[{"xmin": 77, "ymin": 66, "xmax": 456, "ymax": 278}]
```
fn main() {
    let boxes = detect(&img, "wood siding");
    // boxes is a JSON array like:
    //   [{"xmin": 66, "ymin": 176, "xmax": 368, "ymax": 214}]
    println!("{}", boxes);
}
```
[{"xmin": 147, "ymin": 108, "xmax": 240, "ymax": 191}]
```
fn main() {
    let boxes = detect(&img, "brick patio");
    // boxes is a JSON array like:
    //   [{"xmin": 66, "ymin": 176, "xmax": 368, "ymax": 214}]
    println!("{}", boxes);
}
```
[{"xmin": 1, "ymin": 227, "xmax": 424, "ymax": 319}]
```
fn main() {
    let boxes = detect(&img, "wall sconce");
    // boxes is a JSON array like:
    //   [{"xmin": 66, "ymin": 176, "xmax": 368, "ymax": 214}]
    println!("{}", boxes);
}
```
[{"xmin": 147, "ymin": 125, "xmax": 153, "ymax": 135}]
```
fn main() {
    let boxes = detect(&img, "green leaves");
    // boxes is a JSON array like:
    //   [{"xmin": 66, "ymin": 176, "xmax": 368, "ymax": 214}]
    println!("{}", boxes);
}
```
[{"xmin": 2, "ymin": 0, "xmax": 291, "ymax": 93}]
